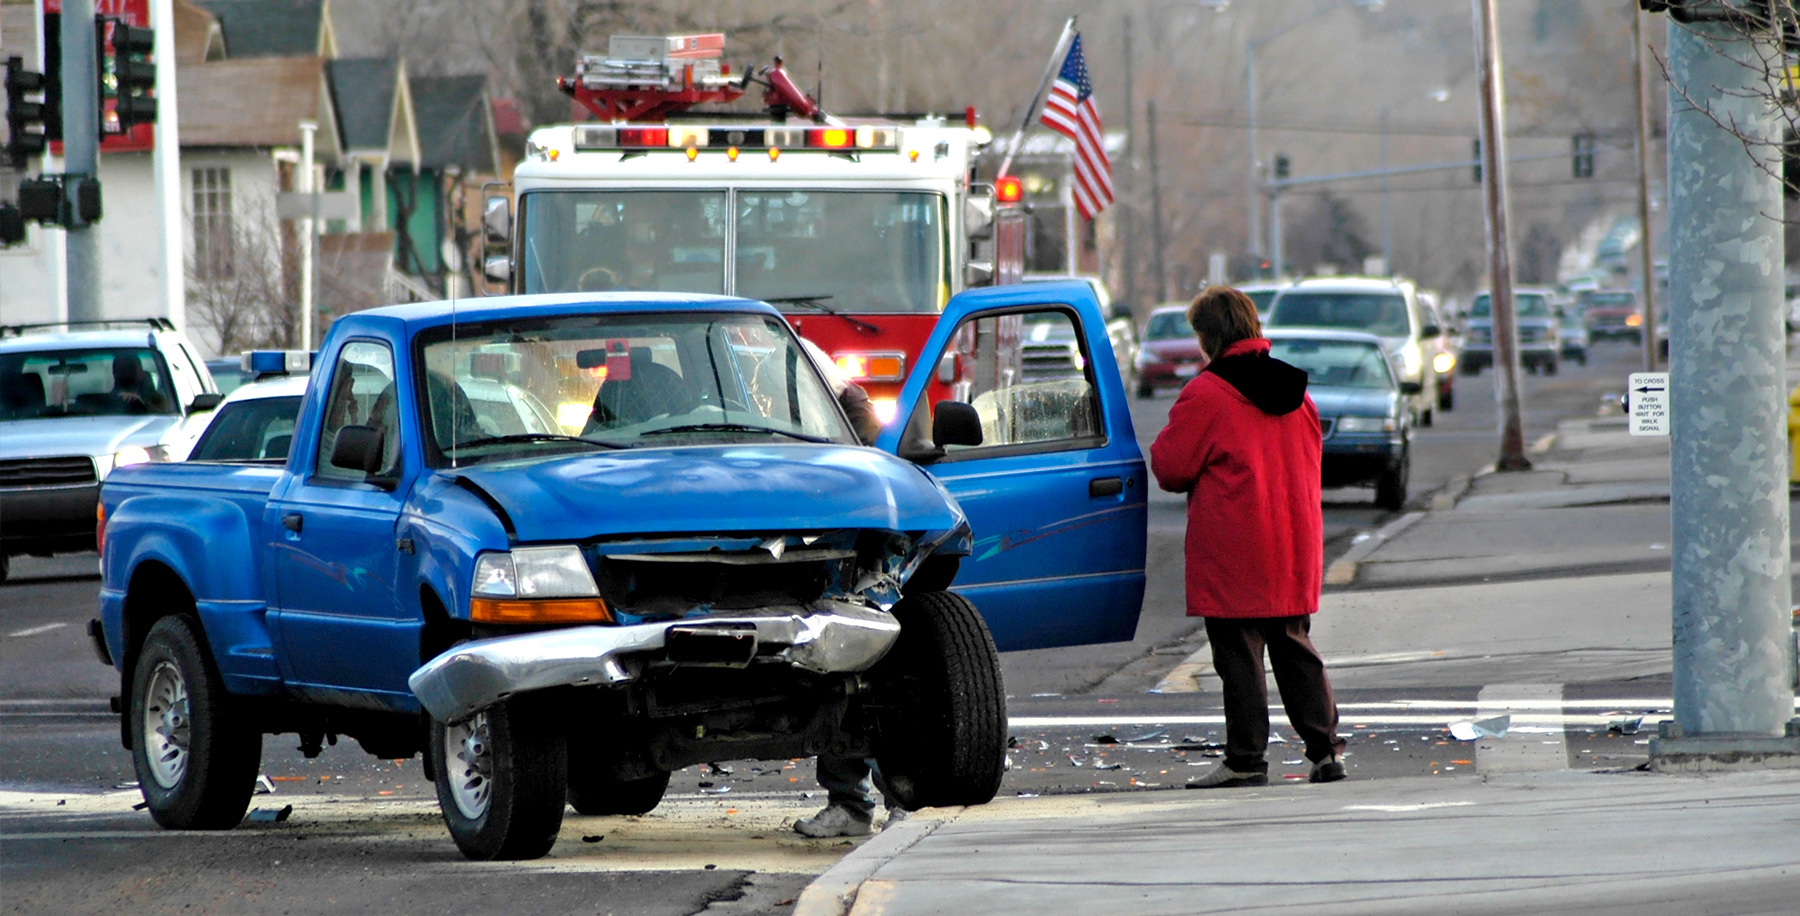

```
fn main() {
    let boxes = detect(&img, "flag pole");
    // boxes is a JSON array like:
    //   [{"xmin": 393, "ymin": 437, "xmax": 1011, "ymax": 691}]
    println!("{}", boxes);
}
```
[{"xmin": 997, "ymin": 16, "xmax": 1077, "ymax": 179}]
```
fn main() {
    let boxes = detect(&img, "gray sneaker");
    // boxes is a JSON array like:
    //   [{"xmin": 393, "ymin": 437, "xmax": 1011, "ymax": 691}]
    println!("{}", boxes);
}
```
[
  {"xmin": 794, "ymin": 804, "xmax": 873, "ymax": 837},
  {"xmin": 1185, "ymin": 763, "xmax": 1268, "ymax": 789}
]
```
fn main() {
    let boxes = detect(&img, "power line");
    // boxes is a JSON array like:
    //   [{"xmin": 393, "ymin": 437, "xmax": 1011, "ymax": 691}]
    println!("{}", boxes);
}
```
[{"xmin": 1174, "ymin": 113, "xmax": 1639, "ymax": 143}]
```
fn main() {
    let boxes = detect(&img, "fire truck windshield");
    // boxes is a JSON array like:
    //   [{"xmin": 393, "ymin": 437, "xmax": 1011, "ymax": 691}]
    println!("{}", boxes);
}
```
[{"xmin": 520, "ymin": 189, "xmax": 948, "ymax": 313}]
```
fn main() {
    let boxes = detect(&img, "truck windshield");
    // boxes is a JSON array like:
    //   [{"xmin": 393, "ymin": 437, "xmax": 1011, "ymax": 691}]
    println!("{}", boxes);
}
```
[
  {"xmin": 0, "ymin": 347, "xmax": 179, "ymax": 419},
  {"xmin": 415, "ymin": 311, "xmax": 856, "ymax": 465},
  {"xmin": 1469, "ymin": 293, "xmax": 1551, "ymax": 318},
  {"xmin": 1267, "ymin": 292, "xmax": 1411, "ymax": 337},
  {"xmin": 520, "ymin": 190, "xmax": 947, "ymax": 312}
]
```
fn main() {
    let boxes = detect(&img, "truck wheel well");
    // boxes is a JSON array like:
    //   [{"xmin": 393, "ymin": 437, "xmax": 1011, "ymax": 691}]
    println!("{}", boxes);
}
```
[
  {"xmin": 119, "ymin": 560, "xmax": 201, "ymax": 751},
  {"xmin": 419, "ymin": 584, "xmax": 467, "ymax": 665}
]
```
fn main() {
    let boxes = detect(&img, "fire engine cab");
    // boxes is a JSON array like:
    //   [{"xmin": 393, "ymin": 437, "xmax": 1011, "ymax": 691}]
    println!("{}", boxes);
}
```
[{"xmin": 481, "ymin": 33, "xmax": 1010, "ymax": 423}]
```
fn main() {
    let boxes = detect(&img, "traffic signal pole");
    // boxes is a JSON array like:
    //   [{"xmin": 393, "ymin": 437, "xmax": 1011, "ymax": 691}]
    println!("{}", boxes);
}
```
[
  {"xmin": 1650, "ymin": 9, "xmax": 1798, "ymax": 767},
  {"xmin": 59, "ymin": 0, "xmax": 100, "ymax": 322}
]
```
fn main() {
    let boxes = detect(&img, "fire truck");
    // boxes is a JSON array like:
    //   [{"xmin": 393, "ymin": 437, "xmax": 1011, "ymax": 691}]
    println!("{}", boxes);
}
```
[{"xmin": 479, "ymin": 33, "xmax": 1026, "ymax": 424}]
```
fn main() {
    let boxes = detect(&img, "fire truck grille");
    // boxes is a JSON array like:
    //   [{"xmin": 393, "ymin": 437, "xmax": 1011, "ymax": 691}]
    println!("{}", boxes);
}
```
[{"xmin": 0, "ymin": 456, "xmax": 99, "ymax": 489}]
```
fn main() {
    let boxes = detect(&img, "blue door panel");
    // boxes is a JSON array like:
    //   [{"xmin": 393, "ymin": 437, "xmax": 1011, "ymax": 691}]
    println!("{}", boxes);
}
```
[{"xmin": 955, "ymin": 571, "xmax": 1145, "ymax": 650}]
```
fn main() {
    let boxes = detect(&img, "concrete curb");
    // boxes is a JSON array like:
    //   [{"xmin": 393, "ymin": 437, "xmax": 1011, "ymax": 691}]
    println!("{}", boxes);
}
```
[
  {"xmin": 792, "ymin": 808, "xmax": 961, "ymax": 916},
  {"xmin": 1322, "ymin": 511, "xmax": 1424, "ymax": 586}
]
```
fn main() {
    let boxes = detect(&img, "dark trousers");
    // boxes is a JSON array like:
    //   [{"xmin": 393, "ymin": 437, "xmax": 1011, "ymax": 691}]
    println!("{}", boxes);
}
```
[{"xmin": 1204, "ymin": 615, "xmax": 1346, "ymax": 773}]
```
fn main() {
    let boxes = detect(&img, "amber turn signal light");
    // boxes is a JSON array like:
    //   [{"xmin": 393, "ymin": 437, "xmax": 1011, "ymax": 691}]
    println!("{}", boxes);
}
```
[{"xmin": 470, "ymin": 598, "xmax": 612, "ymax": 624}]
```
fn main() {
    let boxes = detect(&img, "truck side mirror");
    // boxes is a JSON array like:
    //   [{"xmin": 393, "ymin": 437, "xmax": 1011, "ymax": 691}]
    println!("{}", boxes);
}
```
[
  {"xmin": 1399, "ymin": 380, "xmax": 1424, "ymax": 396},
  {"xmin": 936, "ymin": 353, "xmax": 957, "ymax": 385},
  {"xmin": 186, "ymin": 392, "xmax": 223, "ymax": 414},
  {"xmin": 1420, "ymin": 322, "xmax": 1441, "ymax": 338},
  {"xmin": 331, "ymin": 425, "xmax": 386, "ymax": 473},
  {"xmin": 964, "ymin": 259, "xmax": 995, "ymax": 287},
  {"xmin": 483, "ymin": 195, "xmax": 511, "ymax": 247},
  {"xmin": 932, "ymin": 401, "xmax": 983, "ymax": 447},
  {"xmin": 483, "ymin": 255, "xmax": 512, "ymax": 285},
  {"xmin": 964, "ymin": 186, "xmax": 996, "ymax": 239}
]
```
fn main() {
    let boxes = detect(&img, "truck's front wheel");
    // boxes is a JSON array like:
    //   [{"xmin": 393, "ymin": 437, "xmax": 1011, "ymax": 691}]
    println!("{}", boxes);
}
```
[
  {"xmin": 130, "ymin": 615, "xmax": 261, "ymax": 829},
  {"xmin": 871, "ymin": 590, "xmax": 1006, "ymax": 810},
  {"xmin": 429, "ymin": 697, "xmax": 567, "ymax": 860}
]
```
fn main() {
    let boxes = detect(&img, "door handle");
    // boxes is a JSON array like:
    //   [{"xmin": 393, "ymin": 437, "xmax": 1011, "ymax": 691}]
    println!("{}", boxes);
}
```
[
  {"xmin": 1089, "ymin": 477, "xmax": 1124, "ymax": 498},
  {"xmin": 282, "ymin": 513, "xmax": 303, "ymax": 533}
]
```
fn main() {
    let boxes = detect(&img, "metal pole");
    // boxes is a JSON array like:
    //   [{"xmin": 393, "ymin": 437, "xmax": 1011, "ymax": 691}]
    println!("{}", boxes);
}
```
[
  {"xmin": 1269, "ymin": 188, "xmax": 1283, "ymax": 280},
  {"xmin": 151, "ymin": 0, "xmax": 183, "ymax": 330},
  {"xmin": 1631, "ymin": 5, "xmax": 1658, "ymax": 372},
  {"xmin": 1664, "ymin": 18, "xmax": 1792, "ymax": 742},
  {"xmin": 1148, "ymin": 99, "xmax": 1167, "ymax": 302},
  {"xmin": 1120, "ymin": 13, "xmax": 1136, "ymax": 312},
  {"xmin": 60, "ymin": 0, "xmax": 101, "ymax": 323},
  {"xmin": 1063, "ymin": 160, "xmax": 1078, "ymax": 275},
  {"xmin": 1380, "ymin": 107, "xmax": 1391, "ymax": 276},
  {"xmin": 298, "ymin": 119, "xmax": 316, "ymax": 351},
  {"xmin": 1472, "ymin": 0, "xmax": 1529, "ymax": 472},
  {"xmin": 1245, "ymin": 43, "xmax": 1261, "ymax": 261},
  {"xmin": 996, "ymin": 17, "xmax": 1076, "ymax": 179}
]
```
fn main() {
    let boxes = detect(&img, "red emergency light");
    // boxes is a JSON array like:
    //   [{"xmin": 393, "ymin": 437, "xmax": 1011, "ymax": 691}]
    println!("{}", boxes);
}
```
[
  {"xmin": 995, "ymin": 175, "xmax": 1024, "ymax": 204},
  {"xmin": 619, "ymin": 127, "xmax": 668, "ymax": 147},
  {"xmin": 808, "ymin": 128, "xmax": 853, "ymax": 149}
]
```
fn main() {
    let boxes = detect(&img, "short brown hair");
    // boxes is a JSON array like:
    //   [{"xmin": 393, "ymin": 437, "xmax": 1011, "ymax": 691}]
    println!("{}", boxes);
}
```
[{"xmin": 1187, "ymin": 286, "xmax": 1263, "ymax": 358}]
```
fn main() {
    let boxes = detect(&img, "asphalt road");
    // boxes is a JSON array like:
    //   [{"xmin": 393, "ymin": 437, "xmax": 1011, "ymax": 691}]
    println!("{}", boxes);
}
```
[{"xmin": 0, "ymin": 339, "xmax": 1660, "ymax": 916}]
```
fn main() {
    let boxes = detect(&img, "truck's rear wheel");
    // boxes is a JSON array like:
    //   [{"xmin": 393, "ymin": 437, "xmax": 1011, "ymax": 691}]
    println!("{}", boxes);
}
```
[
  {"xmin": 130, "ymin": 615, "xmax": 261, "ymax": 829},
  {"xmin": 429, "ymin": 697, "xmax": 567, "ymax": 860},
  {"xmin": 872, "ymin": 590, "xmax": 1006, "ymax": 810}
]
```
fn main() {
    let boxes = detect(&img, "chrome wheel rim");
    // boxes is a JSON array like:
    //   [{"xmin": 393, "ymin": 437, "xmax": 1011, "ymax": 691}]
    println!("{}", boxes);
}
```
[
  {"xmin": 444, "ymin": 712, "xmax": 493, "ymax": 820},
  {"xmin": 142, "ymin": 660, "xmax": 190, "ymax": 790}
]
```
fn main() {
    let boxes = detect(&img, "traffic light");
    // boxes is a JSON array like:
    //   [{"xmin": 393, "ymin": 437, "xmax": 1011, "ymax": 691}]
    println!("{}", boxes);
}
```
[
  {"xmin": 5, "ymin": 56, "xmax": 49, "ymax": 170},
  {"xmin": 1572, "ymin": 133, "xmax": 1595, "ymax": 179},
  {"xmin": 1472, "ymin": 139, "xmax": 1482, "ymax": 183},
  {"xmin": 97, "ymin": 18, "xmax": 156, "ymax": 135},
  {"xmin": 1274, "ymin": 155, "xmax": 1291, "ymax": 181}
]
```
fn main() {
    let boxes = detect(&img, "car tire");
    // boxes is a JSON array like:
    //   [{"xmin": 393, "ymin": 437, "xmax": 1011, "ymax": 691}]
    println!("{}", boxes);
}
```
[
  {"xmin": 871, "ymin": 590, "xmax": 1006, "ymax": 811},
  {"xmin": 1438, "ymin": 385, "xmax": 1455, "ymax": 411},
  {"xmin": 1136, "ymin": 381, "xmax": 1154, "ymax": 399},
  {"xmin": 130, "ymin": 615, "xmax": 262, "ymax": 830},
  {"xmin": 429, "ymin": 696, "xmax": 568, "ymax": 861},
  {"xmin": 566, "ymin": 738, "xmax": 669, "ymax": 816},
  {"xmin": 1420, "ymin": 403, "xmax": 1434, "ymax": 427},
  {"xmin": 1374, "ymin": 446, "xmax": 1410, "ymax": 512},
  {"xmin": 1544, "ymin": 356, "xmax": 1559, "ymax": 376}
]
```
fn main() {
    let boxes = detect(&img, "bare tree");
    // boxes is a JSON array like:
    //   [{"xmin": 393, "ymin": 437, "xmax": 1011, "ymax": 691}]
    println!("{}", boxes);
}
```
[{"xmin": 185, "ymin": 199, "xmax": 295, "ymax": 357}]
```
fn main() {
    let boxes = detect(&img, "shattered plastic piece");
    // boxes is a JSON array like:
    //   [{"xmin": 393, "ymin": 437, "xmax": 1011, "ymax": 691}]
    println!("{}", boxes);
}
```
[
  {"xmin": 1091, "ymin": 734, "xmax": 1119, "ymax": 745},
  {"xmin": 1030, "ymin": 693, "xmax": 1061, "ymax": 698},
  {"xmin": 697, "ymin": 781, "xmax": 715, "ymax": 788},
  {"xmin": 1007, "ymin": 736, "xmax": 1021, "ymax": 749},
  {"xmin": 582, "ymin": 835, "xmax": 604, "ymax": 843},
  {"xmin": 1283, "ymin": 758, "xmax": 1305, "ymax": 766},
  {"xmin": 1016, "ymin": 791, "xmax": 1038, "ymax": 798},
  {"xmin": 245, "ymin": 805, "xmax": 292, "ymax": 823},
  {"xmin": 113, "ymin": 781, "xmax": 138, "ymax": 790},
  {"xmin": 254, "ymin": 775, "xmax": 276, "ymax": 795},
  {"xmin": 1067, "ymin": 755, "xmax": 1086, "ymax": 767},
  {"xmin": 1449, "ymin": 715, "xmax": 1511, "ymax": 741},
  {"xmin": 1094, "ymin": 761, "xmax": 1123, "ymax": 771},
  {"xmin": 1268, "ymin": 733, "xmax": 1287, "ymax": 744},
  {"xmin": 1120, "ymin": 728, "xmax": 1167, "ymax": 743},
  {"xmin": 704, "ymin": 762, "xmax": 734, "ymax": 776},
  {"xmin": 700, "ymin": 785, "xmax": 732, "ymax": 794},
  {"xmin": 132, "ymin": 801, "xmax": 148, "ymax": 810},
  {"xmin": 1004, "ymin": 755, "xmax": 1014, "ymax": 770},
  {"xmin": 1608, "ymin": 717, "xmax": 1643, "ymax": 736}
]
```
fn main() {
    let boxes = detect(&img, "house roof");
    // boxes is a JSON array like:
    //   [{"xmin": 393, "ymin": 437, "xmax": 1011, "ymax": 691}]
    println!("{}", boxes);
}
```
[
  {"xmin": 197, "ymin": 0, "xmax": 337, "ymax": 58},
  {"xmin": 178, "ymin": 57, "xmax": 342, "ymax": 154},
  {"xmin": 410, "ymin": 75, "xmax": 498, "ymax": 173},
  {"xmin": 327, "ymin": 57, "xmax": 418, "ymax": 164},
  {"xmin": 173, "ymin": 0, "xmax": 226, "ymax": 63}
]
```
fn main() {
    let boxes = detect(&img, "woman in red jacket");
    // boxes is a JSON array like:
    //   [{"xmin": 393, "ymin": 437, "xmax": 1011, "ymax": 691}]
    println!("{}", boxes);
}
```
[{"xmin": 1149, "ymin": 286, "xmax": 1347, "ymax": 787}]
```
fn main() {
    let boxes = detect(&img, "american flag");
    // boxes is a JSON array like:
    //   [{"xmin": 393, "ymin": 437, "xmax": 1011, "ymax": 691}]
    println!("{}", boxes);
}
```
[{"xmin": 1039, "ymin": 32, "xmax": 1113, "ymax": 219}]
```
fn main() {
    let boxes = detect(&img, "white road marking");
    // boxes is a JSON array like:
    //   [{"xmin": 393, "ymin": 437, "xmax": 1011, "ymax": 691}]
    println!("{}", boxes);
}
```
[
  {"xmin": 1474, "ymin": 684, "xmax": 1568, "ymax": 774},
  {"xmin": 7, "ymin": 623, "xmax": 68, "ymax": 638},
  {"xmin": 1343, "ymin": 802, "xmax": 1477, "ymax": 813}
]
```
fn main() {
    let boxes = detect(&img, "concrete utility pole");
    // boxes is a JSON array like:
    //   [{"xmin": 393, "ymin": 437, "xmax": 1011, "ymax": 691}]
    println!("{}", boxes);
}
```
[
  {"xmin": 1653, "ymin": 9, "xmax": 1796, "ymax": 765},
  {"xmin": 298, "ymin": 119, "xmax": 317, "ymax": 351},
  {"xmin": 1120, "ymin": 14, "xmax": 1136, "ymax": 313},
  {"xmin": 1471, "ymin": 0, "xmax": 1530, "ymax": 471},
  {"xmin": 1631, "ymin": 5, "xmax": 1658, "ymax": 372},
  {"xmin": 1147, "ymin": 99, "xmax": 1167, "ymax": 303},
  {"xmin": 1244, "ymin": 45, "xmax": 1261, "ymax": 262},
  {"xmin": 60, "ymin": 0, "xmax": 100, "ymax": 322},
  {"xmin": 152, "ymin": 0, "xmax": 183, "ymax": 329}
]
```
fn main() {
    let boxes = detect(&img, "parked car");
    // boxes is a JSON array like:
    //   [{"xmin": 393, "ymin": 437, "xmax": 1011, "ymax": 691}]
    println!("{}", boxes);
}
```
[
  {"xmin": 94, "ymin": 283, "xmax": 1147, "ymax": 860},
  {"xmin": 0, "ymin": 319, "xmax": 220, "ymax": 582},
  {"xmin": 1416, "ymin": 292, "xmax": 1457, "ymax": 414},
  {"xmin": 1132, "ymin": 304, "xmax": 1203, "ymax": 397},
  {"xmin": 1021, "ymin": 273, "xmax": 1138, "ymax": 383},
  {"xmin": 1458, "ymin": 289, "xmax": 1561, "ymax": 375},
  {"xmin": 1264, "ymin": 276, "xmax": 1446, "ymax": 425},
  {"xmin": 186, "ymin": 374, "xmax": 308, "ymax": 463},
  {"xmin": 1582, "ymin": 290, "xmax": 1643, "ymax": 343},
  {"xmin": 1237, "ymin": 281, "xmax": 1289, "ymax": 319},
  {"xmin": 1557, "ymin": 304, "xmax": 1590, "ymax": 366},
  {"xmin": 1266, "ymin": 329, "xmax": 1415, "ymax": 511}
]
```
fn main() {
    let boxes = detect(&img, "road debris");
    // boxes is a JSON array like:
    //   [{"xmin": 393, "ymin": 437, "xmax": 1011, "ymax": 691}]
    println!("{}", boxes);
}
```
[
  {"xmin": 246, "ymin": 805, "xmax": 292, "ymax": 823},
  {"xmin": 1448, "ymin": 715, "xmax": 1511, "ymax": 741},
  {"xmin": 1608, "ymin": 717, "xmax": 1643, "ymax": 735}
]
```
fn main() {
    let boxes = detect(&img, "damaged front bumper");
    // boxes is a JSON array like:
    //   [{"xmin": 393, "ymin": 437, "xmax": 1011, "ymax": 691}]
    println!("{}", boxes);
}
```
[{"xmin": 408, "ymin": 600, "xmax": 901, "ymax": 723}]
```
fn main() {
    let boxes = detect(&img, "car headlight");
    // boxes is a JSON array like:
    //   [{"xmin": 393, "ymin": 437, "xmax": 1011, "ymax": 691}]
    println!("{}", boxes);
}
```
[
  {"xmin": 113, "ymin": 445, "xmax": 170, "ymax": 468},
  {"xmin": 1336, "ymin": 415, "xmax": 1397, "ymax": 433},
  {"xmin": 1391, "ymin": 344, "xmax": 1421, "ymax": 379},
  {"xmin": 470, "ymin": 546, "xmax": 610, "ymax": 623},
  {"xmin": 1432, "ymin": 351, "xmax": 1456, "ymax": 374}
]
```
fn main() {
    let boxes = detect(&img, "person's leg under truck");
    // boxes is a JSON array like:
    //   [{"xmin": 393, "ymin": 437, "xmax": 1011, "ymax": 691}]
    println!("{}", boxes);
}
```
[{"xmin": 815, "ymin": 754, "xmax": 877, "ymax": 819}]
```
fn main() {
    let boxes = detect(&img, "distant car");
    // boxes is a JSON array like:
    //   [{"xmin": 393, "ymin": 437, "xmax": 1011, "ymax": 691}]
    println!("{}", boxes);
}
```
[
  {"xmin": 1021, "ymin": 273, "xmax": 1137, "ymax": 383},
  {"xmin": 1133, "ymin": 304, "xmax": 1202, "ymax": 398},
  {"xmin": 1416, "ymin": 292, "xmax": 1456, "ymax": 414},
  {"xmin": 1583, "ymin": 290, "xmax": 1643, "ymax": 343},
  {"xmin": 1237, "ymin": 281, "xmax": 1289, "ymax": 319},
  {"xmin": 0, "ymin": 319, "xmax": 220, "ymax": 580},
  {"xmin": 186, "ymin": 375, "xmax": 308, "ymax": 463},
  {"xmin": 1264, "ymin": 276, "xmax": 1446, "ymax": 425},
  {"xmin": 205, "ymin": 357, "xmax": 254, "ymax": 397},
  {"xmin": 1459, "ymin": 289, "xmax": 1561, "ymax": 375},
  {"xmin": 1266, "ymin": 329, "xmax": 1415, "ymax": 511},
  {"xmin": 1557, "ymin": 304, "xmax": 1590, "ymax": 366}
]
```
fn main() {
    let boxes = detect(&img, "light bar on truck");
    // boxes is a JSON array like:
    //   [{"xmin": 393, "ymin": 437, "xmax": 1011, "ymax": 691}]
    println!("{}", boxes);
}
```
[
  {"xmin": 568, "ymin": 123, "xmax": 901, "ymax": 154},
  {"xmin": 241, "ymin": 350, "xmax": 311, "ymax": 376}
]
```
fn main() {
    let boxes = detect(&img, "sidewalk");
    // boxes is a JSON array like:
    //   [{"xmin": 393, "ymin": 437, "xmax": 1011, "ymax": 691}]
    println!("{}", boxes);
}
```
[{"xmin": 794, "ymin": 414, "xmax": 1800, "ymax": 915}]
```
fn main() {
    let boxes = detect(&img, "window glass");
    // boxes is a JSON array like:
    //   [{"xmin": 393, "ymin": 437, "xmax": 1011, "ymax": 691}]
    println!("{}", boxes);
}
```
[
  {"xmin": 192, "ymin": 167, "xmax": 233, "ymax": 280},
  {"xmin": 315, "ymin": 341, "xmax": 400, "ymax": 480},
  {"xmin": 1469, "ymin": 293, "xmax": 1551, "ymax": 318},
  {"xmin": 414, "ymin": 311, "xmax": 854, "ymax": 466},
  {"xmin": 1268, "ymin": 292, "xmax": 1411, "ymax": 336},
  {"xmin": 1143, "ymin": 311, "xmax": 1192, "ymax": 340},
  {"xmin": 189, "ymin": 396, "xmax": 303, "ymax": 461},
  {"xmin": 1268, "ymin": 339, "xmax": 1394, "ymax": 390},
  {"xmin": 0, "ymin": 347, "xmax": 178, "ymax": 419},
  {"xmin": 736, "ymin": 191, "xmax": 946, "ymax": 313},
  {"xmin": 520, "ymin": 190, "xmax": 727, "ymax": 295},
  {"xmin": 936, "ymin": 309, "xmax": 1100, "ymax": 454}
]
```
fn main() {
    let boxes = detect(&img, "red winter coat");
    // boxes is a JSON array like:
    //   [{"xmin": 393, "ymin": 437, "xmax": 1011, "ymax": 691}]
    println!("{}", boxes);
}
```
[{"xmin": 1149, "ymin": 338, "xmax": 1323, "ymax": 618}]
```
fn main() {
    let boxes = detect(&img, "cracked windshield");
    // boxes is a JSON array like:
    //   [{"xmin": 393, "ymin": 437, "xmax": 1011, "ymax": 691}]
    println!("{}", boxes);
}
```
[
  {"xmin": 520, "ymin": 190, "xmax": 946, "ymax": 311},
  {"xmin": 416, "ymin": 312, "xmax": 854, "ymax": 463}
]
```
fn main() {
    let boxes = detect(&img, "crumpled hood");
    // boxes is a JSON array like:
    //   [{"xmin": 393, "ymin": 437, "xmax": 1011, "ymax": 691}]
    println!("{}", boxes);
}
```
[
  {"xmin": 0, "ymin": 414, "xmax": 180, "ymax": 462},
  {"xmin": 447, "ymin": 443, "xmax": 964, "ymax": 544}
]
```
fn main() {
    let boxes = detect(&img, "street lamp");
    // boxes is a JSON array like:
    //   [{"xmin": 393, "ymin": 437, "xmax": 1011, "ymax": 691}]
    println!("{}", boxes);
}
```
[{"xmin": 1244, "ymin": 0, "xmax": 1383, "ymax": 274}]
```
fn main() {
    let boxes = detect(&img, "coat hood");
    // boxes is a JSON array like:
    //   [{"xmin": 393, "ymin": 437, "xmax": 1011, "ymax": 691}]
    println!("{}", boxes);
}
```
[
  {"xmin": 445, "ymin": 443, "xmax": 964, "ymax": 544},
  {"xmin": 1205, "ymin": 338, "xmax": 1309, "ymax": 416}
]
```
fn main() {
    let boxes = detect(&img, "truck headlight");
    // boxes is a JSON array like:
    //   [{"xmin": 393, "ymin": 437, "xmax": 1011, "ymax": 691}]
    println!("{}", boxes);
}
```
[
  {"xmin": 1336, "ymin": 415, "xmax": 1397, "ymax": 433},
  {"xmin": 113, "ymin": 444, "xmax": 170, "ymax": 468},
  {"xmin": 471, "ymin": 546, "xmax": 610, "ymax": 623},
  {"xmin": 1391, "ymin": 344, "xmax": 1421, "ymax": 380},
  {"xmin": 1432, "ymin": 351, "xmax": 1456, "ymax": 374}
]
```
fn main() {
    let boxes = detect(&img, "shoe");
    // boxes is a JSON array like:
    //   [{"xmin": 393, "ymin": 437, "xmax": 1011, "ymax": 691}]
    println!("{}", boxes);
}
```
[
  {"xmin": 884, "ymin": 807, "xmax": 911, "ymax": 825},
  {"xmin": 1185, "ymin": 764, "xmax": 1268, "ymax": 789},
  {"xmin": 1309, "ymin": 753, "xmax": 1347, "ymax": 784},
  {"xmin": 794, "ymin": 804, "xmax": 874, "ymax": 838}
]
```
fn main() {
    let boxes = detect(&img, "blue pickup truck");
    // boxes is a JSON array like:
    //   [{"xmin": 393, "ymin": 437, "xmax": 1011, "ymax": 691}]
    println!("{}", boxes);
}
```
[{"xmin": 94, "ymin": 283, "xmax": 1146, "ymax": 860}]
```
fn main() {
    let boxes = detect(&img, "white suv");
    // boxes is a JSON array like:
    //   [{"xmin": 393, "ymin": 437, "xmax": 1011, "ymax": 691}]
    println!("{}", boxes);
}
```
[{"xmin": 1264, "ymin": 277, "xmax": 1446, "ymax": 425}]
